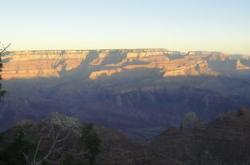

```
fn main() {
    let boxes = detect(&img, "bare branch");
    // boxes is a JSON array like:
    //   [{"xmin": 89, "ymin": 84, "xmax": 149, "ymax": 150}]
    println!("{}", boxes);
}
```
[
  {"xmin": 33, "ymin": 137, "xmax": 43, "ymax": 164},
  {"xmin": 0, "ymin": 43, "xmax": 11, "ymax": 55}
]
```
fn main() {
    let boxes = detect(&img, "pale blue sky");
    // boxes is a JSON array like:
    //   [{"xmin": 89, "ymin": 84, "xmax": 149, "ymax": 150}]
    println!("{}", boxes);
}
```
[{"xmin": 1, "ymin": 0, "xmax": 249, "ymax": 54}]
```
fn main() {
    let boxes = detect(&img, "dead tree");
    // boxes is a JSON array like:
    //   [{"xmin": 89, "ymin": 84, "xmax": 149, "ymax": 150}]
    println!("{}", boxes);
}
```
[
  {"xmin": 23, "ymin": 116, "xmax": 75, "ymax": 165},
  {"xmin": 0, "ymin": 42, "xmax": 11, "ymax": 102}
]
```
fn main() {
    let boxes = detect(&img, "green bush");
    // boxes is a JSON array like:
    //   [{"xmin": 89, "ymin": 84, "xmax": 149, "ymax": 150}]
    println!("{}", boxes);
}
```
[{"xmin": 80, "ymin": 124, "xmax": 101, "ymax": 165}]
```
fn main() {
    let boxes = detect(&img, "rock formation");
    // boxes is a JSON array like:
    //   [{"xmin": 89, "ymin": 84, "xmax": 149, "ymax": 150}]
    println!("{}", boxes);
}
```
[
  {"xmin": 2, "ymin": 49, "xmax": 249, "ymax": 80},
  {"xmin": 2, "ymin": 50, "xmax": 88, "ymax": 79},
  {"xmin": 1, "ymin": 49, "xmax": 250, "ymax": 139}
]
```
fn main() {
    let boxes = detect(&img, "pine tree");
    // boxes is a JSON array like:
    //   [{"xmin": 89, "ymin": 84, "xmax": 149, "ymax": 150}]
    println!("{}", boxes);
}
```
[{"xmin": 81, "ymin": 124, "xmax": 101, "ymax": 165}]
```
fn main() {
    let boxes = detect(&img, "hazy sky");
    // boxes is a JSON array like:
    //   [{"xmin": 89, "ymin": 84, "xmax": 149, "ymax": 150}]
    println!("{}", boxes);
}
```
[{"xmin": 1, "ymin": 0, "xmax": 250, "ymax": 54}]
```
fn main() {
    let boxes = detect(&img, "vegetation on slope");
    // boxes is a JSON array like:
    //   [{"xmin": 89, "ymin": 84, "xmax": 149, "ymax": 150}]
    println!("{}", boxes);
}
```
[{"xmin": 1, "ymin": 108, "xmax": 250, "ymax": 164}]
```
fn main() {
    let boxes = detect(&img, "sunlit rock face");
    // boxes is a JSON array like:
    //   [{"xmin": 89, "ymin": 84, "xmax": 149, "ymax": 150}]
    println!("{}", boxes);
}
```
[
  {"xmin": 236, "ymin": 59, "xmax": 250, "ymax": 70},
  {"xmin": 2, "ymin": 50, "xmax": 89, "ymax": 79},
  {"xmin": 91, "ymin": 49, "xmax": 243, "ymax": 78},
  {"xmin": 163, "ymin": 60, "xmax": 213, "ymax": 77},
  {"xmin": 1, "ymin": 49, "xmax": 250, "ymax": 80},
  {"xmin": 89, "ymin": 68, "xmax": 123, "ymax": 80},
  {"xmin": 2, "ymin": 49, "xmax": 250, "ymax": 80}
]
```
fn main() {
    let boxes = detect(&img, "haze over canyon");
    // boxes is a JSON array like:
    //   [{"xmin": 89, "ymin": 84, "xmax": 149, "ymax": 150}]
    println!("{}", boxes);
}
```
[{"xmin": 1, "ymin": 49, "xmax": 250, "ymax": 138}]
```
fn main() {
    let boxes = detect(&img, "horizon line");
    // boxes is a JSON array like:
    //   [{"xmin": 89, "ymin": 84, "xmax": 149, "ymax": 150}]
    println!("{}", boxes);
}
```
[{"xmin": 6, "ymin": 48, "xmax": 249, "ymax": 56}]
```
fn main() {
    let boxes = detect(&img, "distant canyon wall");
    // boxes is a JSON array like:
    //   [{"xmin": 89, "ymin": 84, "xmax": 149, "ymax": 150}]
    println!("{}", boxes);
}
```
[
  {"xmin": 2, "ymin": 50, "xmax": 88, "ymax": 79},
  {"xmin": 2, "ymin": 49, "xmax": 250, "ymax": 80}
]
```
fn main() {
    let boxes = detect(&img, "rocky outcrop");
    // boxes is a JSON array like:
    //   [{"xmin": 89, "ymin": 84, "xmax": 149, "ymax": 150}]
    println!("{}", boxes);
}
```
[
  {"xmin": 90, "ymin": 51, "xmax": 109, "ymax": 65},
  {"xmin": 163, "ymin": 60, "xmax": 215, "ymax": 77},
  {"xmin": 89, "ymin": 68, "xmax": 122, "ymax": 80},
  {"xmin": 235, "ymin": 59, "xmax": 250, "ymax": 70}
]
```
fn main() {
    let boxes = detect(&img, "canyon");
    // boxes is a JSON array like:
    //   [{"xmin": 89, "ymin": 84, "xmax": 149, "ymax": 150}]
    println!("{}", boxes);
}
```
[
  {"xmin": 2, "ymin": 49, "xmax": 250, "ymax": 80},
  {"xmin": 1, "ymin": 49, "xmax": 250, "ymax": 138}
]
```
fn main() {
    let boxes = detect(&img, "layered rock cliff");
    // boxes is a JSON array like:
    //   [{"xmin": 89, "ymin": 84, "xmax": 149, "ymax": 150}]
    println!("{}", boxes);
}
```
[
  {"xmin": 2, "ymin": 49, "xmax": 249, "ymax": 80},
  {"xmin": 2, "ymin": 50, "xmax": 88, "ymax": 79},
  {"xmin": 1, "ymin": 49, "xmax": 250, "ymax": 138}
]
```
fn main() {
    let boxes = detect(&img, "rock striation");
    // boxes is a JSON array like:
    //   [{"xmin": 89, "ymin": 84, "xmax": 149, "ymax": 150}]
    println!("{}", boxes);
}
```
[
  {"xmin": 2, "ymin": 50, "xmax": 88, "ymax": 79},
  {"xmin": 1, "ymin": 49, "xmax": 250, "ymax": 80},
  {"xmin": 1, "ymin": 49, "xmax": 250, "ymax": 139}
]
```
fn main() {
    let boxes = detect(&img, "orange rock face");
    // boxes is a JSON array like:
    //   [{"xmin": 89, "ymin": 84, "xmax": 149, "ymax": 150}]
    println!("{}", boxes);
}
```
[
  {"xmin": 2, "ymin": 50, "xmax": 88, "ymax": 79},
  {"xmin": 1, "ymin": 49, "xmax": 249, "ymax": 80}
]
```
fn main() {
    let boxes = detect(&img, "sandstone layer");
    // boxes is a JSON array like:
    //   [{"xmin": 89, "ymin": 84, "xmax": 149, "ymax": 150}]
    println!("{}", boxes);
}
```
[{"xmin": 1, "ymin": 49, "xmax": 250, "ymax": 80}]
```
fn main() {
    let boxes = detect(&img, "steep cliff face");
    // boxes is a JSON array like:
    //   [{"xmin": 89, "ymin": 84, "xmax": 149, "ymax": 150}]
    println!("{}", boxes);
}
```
[
  {"xmin": 1, "ymin": 49, "xmax": 250, "ymax": 138},
  {"xmin": 2, "ymin": 49, "xmax": 250, "ymax": 80},
  {"xmin": 2, "ymin": 50, "xmax": 88, "ymax": 79}
]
